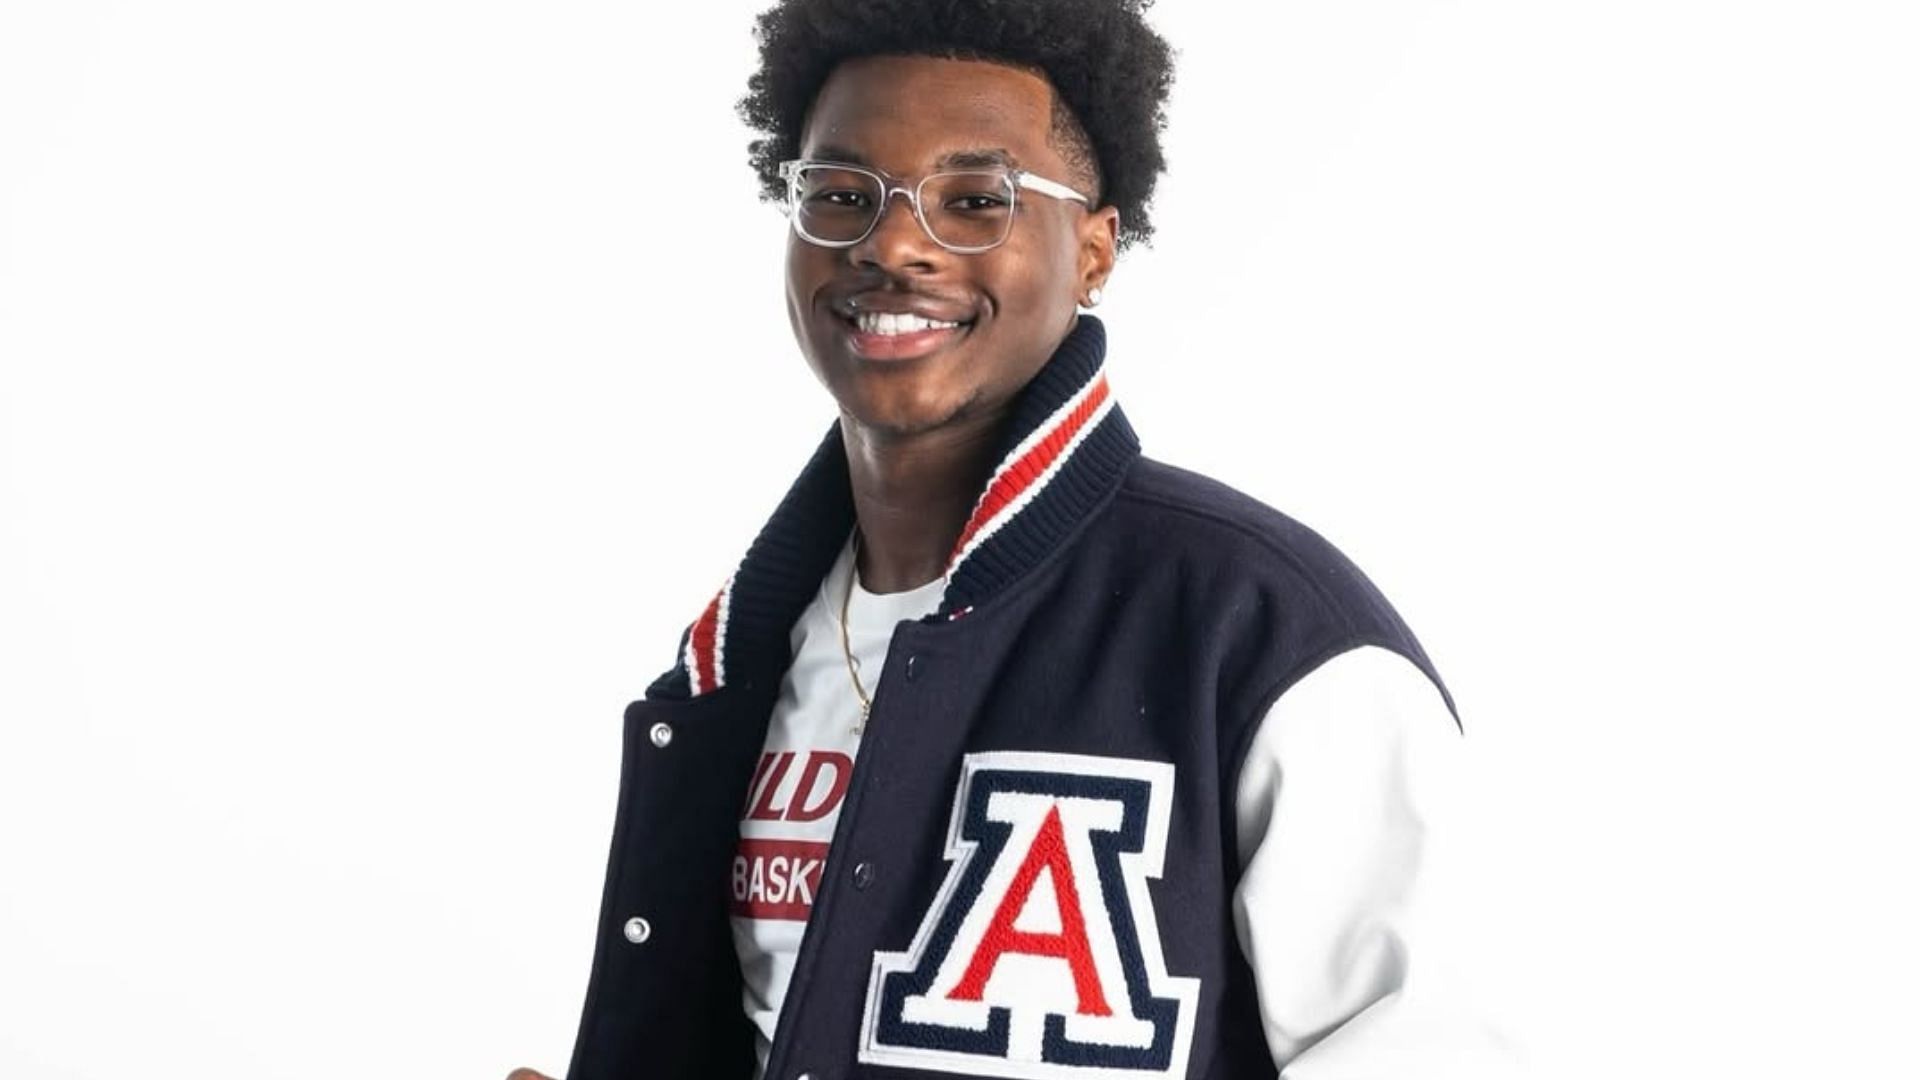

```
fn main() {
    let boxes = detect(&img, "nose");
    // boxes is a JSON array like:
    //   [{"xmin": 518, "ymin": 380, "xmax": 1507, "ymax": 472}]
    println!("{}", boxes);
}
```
[{"xmin": 851, "ymin": 185, "xmax": 944, "ymax": 273}]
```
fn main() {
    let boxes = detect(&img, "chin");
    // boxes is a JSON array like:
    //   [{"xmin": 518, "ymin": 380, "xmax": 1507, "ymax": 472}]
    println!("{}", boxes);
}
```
[
  {"xmin": 849, "ymin": 401, "xmax": 974, "ymax": 440},
  {"xmin": 838, "ymin": 379, "xmax": 983, "ymax": 440}
]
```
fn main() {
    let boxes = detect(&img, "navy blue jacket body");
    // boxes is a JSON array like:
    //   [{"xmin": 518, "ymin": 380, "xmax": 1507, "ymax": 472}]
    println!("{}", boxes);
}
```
[{"xmin": 564, "ymin": 317, "xmax": 1452, "ymax": 1080}]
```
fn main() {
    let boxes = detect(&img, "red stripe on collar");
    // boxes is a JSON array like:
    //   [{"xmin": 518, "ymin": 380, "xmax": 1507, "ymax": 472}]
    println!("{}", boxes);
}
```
[
  {"xmin": 945, "ymin": 368, "xmax": 1113, "ymax": 581},
  {"xmin": 684, "ymin": 577, "xmax": 732, "ymax": 695}
]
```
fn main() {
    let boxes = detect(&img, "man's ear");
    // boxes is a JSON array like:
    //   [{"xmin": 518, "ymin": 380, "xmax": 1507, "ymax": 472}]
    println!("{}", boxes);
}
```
[{"xmin": 1078, "ymin": 205, "xmax": 1120, "ymax": 303}]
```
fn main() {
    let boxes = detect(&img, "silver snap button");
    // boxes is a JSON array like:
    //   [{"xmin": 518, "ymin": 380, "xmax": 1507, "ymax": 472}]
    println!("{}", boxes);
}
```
[
  {"xmin": 622, "ymin": 916, "xmax": 651, "ymax": 944},
  {"xmin": 649, "ymin": 722, "xmax": 673, "ymax": 748},
  {"xmin": 852, "ymin": 861, "xmax": 875, "ymax": 890}
]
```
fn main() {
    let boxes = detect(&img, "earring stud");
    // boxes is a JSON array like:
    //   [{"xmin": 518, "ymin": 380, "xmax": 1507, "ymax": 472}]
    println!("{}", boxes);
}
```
[{"xmin": 1085, "ymin": 287, "xmax": 1104, "ymax": 307}]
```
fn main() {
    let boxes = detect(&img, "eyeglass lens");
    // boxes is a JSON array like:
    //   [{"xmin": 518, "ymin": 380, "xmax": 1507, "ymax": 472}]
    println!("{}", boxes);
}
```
[{"xmin": 790, "ymin": 165, "xmax": 1015, "ymax": 250}]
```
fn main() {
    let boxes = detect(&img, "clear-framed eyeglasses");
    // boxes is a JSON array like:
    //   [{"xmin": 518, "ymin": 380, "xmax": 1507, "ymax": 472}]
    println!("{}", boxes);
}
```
[{"xmin": 778, "ymin": 158, "xmax": 1094, "ymax": 254}]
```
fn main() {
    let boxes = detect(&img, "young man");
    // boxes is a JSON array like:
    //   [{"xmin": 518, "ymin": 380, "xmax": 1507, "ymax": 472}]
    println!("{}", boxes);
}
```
[{"xmin": 514, "ymin": 1, "xmax": 1488, "ymax": 1077}]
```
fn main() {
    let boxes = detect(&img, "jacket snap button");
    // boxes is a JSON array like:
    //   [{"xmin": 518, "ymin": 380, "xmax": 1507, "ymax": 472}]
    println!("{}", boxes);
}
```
[
  {"xmin": 904, "ymin": 654, "xmax": 921, "ymax": 682},
  {"xmin": 852, "ymin": 861, "xmax": 875, "ymax": 889},
  {"xmin": 649, "ymin": 722, "xmax": 673, "ymax": 748},
  {"xmin": 622, "ymin": 916, "xmax": 651, "ymax": 944}
]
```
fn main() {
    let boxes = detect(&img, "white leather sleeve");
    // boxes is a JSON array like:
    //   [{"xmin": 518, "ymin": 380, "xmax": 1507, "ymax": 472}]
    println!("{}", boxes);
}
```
[{"xmin": 1232, "ymin": 645, "xmax": 1513, "ymax": 1077}]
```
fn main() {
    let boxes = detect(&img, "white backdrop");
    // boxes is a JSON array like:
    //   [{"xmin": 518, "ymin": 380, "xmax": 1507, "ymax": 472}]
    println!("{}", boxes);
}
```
[{"xmin": 3, "ymin": 1, "xmax": 1915, "ymax": 1077}]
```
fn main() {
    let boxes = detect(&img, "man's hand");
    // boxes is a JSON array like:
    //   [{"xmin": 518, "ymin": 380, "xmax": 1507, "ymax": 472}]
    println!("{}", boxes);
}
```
[{"xmin": 504, "ymin": 1069, "xmax": 557, "ymax": 1080}]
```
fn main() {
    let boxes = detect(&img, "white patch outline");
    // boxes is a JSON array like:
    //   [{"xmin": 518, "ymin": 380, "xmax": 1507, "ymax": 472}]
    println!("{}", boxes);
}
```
[{"xmin": 858, "ymin": 750, "xmax": 1200, "ymax": 1080}]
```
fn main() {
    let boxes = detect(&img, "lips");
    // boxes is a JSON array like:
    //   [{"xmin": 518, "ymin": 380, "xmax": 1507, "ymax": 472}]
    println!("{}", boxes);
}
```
[
  {"xmin": 843, "ymin": 318, "xmax": 969, "ymax": 361},
  {"xmin": 831, "ymin": 292, "xmax": 977, "ymax": 361}
]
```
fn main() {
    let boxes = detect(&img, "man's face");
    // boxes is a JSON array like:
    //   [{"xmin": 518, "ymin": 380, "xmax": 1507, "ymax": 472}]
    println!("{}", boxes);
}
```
[{"xmin": 785, "ymin": 54, "xmax": 1118, "ymax": 439}]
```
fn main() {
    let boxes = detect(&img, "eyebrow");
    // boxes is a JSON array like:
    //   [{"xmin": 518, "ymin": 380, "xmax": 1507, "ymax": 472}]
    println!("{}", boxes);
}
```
[
  {"xmin": 937, "ymin": 147, "xmax": 1017, "ymax": 169},
  {"xmin": 808, "ymin": 145, "xmax": 1019, "ymax": 171}
]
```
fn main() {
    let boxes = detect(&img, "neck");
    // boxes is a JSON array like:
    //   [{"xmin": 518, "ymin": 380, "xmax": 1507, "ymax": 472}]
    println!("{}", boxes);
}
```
[{"xmin": 842, "ymin": 412, "xmax": 1002, "ymax": 594}]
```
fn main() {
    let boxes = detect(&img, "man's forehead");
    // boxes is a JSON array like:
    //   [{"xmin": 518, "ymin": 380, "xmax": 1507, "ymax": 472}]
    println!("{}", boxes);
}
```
[{"xmin": 800, "ymin": 55, "xmax": 1061, "ymax": 171}]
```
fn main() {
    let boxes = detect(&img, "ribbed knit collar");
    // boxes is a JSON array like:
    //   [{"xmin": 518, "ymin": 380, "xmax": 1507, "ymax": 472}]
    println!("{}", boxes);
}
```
[{"xmin": 651, "ymin": 314, "xmax": 1139, "ymax": 701}]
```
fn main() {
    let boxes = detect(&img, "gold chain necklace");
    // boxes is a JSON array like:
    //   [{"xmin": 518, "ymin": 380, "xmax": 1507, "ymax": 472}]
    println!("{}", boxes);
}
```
[{"xmin": 839, "ymin": 533, "xmax": 873, "ymax": 735}]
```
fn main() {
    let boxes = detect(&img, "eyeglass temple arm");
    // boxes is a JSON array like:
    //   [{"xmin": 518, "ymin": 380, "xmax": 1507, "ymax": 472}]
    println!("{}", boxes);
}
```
[{"xmin": 1016, "ymin": 172, "xmax": 1094, "ymax": 207}]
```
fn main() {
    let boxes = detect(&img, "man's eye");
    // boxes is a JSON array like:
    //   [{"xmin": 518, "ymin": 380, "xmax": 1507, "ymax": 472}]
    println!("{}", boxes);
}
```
[
  {"xmin": 805, "ymin": 188, "xmax": 871, "ymax": 209},
  {"xmin": 946, "ymin": 193, "xmax": 1010, "ymax": 212}
]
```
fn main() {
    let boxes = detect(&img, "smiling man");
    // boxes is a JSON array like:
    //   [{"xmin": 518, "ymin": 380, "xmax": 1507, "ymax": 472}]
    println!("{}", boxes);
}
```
[{"xmin": 511, "ymin": 2, "xmax": 1494, "ymax": 1079}]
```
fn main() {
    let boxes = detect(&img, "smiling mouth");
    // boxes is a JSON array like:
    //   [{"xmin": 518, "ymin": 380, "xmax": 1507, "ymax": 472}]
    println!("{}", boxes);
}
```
[{"xmin": 839, "ymin": 310, "xmax": 975, "ymax": 360}]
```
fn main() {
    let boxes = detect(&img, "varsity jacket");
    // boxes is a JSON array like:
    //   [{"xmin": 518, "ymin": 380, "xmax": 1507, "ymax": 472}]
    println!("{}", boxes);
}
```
[{"xmin": 564, "ymin": 315, "xmax": 1458, "ymax": 1080}]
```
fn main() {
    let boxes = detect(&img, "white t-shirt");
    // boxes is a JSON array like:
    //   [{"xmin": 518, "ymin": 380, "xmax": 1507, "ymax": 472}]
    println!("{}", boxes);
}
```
[{"xmin": 728, "ymin": 536, "xmax": 1508, "ymax": 1078}]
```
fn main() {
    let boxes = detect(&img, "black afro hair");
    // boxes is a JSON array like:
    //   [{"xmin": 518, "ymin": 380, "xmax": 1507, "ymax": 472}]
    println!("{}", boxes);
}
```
[{"xmin": 738, "ymin": 0, "xmax": 1175, "ymax": 250}]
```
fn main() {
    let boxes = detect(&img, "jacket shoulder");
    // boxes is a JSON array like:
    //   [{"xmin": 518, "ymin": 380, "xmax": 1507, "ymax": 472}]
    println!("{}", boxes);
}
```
[
  {"xmin": 1114, "ymin": 456, "xmax": 1382, "ymax": 606},
  {"xmin": 1108, "ymin": 456, "xmax": 1454, "ymax": 716}
]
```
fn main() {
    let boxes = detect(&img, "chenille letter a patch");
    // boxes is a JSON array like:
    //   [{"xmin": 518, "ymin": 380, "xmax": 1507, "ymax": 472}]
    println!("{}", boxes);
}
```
[{"xmin": 859, "ymin": 752, "xmax": 1200, "ymax": 1079}]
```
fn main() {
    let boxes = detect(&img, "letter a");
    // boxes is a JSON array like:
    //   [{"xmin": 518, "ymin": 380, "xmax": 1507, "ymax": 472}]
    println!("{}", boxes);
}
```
[{"xmin": 948, "ymin": 805, "xmax": 1111, "ymax": 1016}]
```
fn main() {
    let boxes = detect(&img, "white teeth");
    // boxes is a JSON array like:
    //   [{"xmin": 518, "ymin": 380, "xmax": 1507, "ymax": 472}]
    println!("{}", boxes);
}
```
[{"xmin": 855, "ymin": 311, "xmax": 961, "ymax": 335}]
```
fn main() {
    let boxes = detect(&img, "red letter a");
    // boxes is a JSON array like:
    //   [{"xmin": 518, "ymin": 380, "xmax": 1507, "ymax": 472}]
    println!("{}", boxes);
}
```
[{"xmin": 948, "ymin": 804, "xmax": 1112, "ymax": 1016}]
